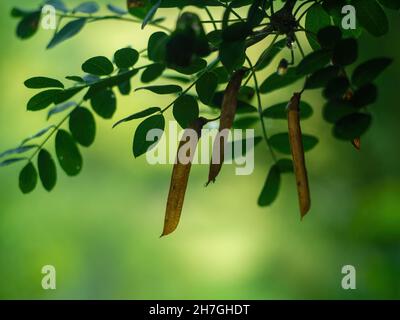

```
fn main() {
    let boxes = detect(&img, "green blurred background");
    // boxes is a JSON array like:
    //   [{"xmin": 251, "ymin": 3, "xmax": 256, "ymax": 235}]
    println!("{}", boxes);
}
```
[{"xmin": 0, "ymin": 0, "xmax": 399, "ymax": 299}]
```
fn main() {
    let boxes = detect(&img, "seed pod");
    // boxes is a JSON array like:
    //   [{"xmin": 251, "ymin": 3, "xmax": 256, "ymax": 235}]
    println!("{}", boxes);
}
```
[
  {"xmin": 162, "ymin": 117, "xmax": 207, "ymax": 237},
  {"xmin": 287, "ymin": 92, "xmax": 311, "ymax": 218},
  {"xmin": 207, "ymin": 69, "xmax": 246, "ymax": 185}
]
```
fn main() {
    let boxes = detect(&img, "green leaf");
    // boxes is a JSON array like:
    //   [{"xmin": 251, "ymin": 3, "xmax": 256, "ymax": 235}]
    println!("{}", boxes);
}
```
[
  {"xmin": 19, "ymin": 162, "xmax": 37, "ymax": 194},
  {"xmin": 196, "ymin": 72, "xmax": 218, "ymax": 105},
  {"xmin": 47, "ymin": 101, "xmax": 76, "ymax": 119},
  {"xmin": 55, "ymin": 129, "xmax": 83, "ymax": 176},
  {"xmin": 263, "ymin": 101, "xmax": 313, "ymax": 120},
  {"xmin": 378, "ymin": 0, "xmax": 400, "ymax": 10},
  {"xmin": 332, "ymin": 38, "xmax": 358, "ymax": 66},
  {"xmin": 90, "ymin": 88, "xmax": 117, "ymax": 119},
  {"xmin": 142, "ymin": 0, "xmax": 161, "ymax": 29},
  {"xmin": 323, "ymin": 77, "xmax": 350, "ymax": 100},
  {"xmin": 352, "ymin": 83, "xmax": 378, "ymax": 108},
  {"xmin": 72, "ymin": 2, "xmax": 99, "ymax": 14},
  {"xmin": 333, "ymin": 113, "xmax": 372, "ymax": 140},
  {"xmin": 24, "ymin": 77, "xmax": 64, "ymax": 89},
  {"xmin": 114, "ymin": 48, "xmax": 139, "ymax": 69},
  {"xmin": 171, "ymin": 58, "xmax": 207, "ymax": 75},
  {"xmin": 258, "ymin": 165, "xmax": 281, "ymax": 207},
  {"xmin": 323, "ymin": 99, "xmax": 357, "ymax": 124},
  {"xmin": 0, "ymin": 158, "xmax": 27, "ymax": 167},
  {"xmin": 141, "ymin": 63, "xmax": 165, "ymax": 83},
  {"xmin": 82, "ymin": 56, "xmax": 114, "ymax": 76},
  {"xmin": 211, "ymin": 92, "xmax": 257, "ymax": 114},
  {"xmin": 47, "ymin": 18, "xmax": 87, "ymax": 49},
  {"xmin": 27, "ymin": 89, "xmax": 63, "ymax": 111},
  {"xmin": 16, "ymin": 11, "xmax": 41, "ymax": 39},
  {"xmin": 0, "ymin": 145, "xmax": 37, "ymax": 159},
  {"xmin": 304, "ymin": 66, "xmax": 340, "ymax": 89},
  {"xmin": 21, "ymin": 126, "xmax": 55, "ymax": 145},
  {"xmin": 38, "ymin": 149, "xmax": 57, "ymax": 191},
  {"xmin": 352, "ymin": 57, "xmax": 392, "ymax": 87},
  {"xmin": 113, "ymin": 107, "xmax": 161, "ymax": 128},
  {"xmin": 69, "ymin": 107, "xmax": 96, "ymax": 147},
  {"xmin": 107, "ymin": 4, "xmax": 128, "ymax": 15},
  {"xmin": 259, "ymin": 69, "xmax": 301, "ymax": 94},
  {"xmin": 226, "ymin": 136, "xmax": 262, "ymax": 161},
  {"xmin": 233, "ymin": 116, "xmax": 258, "ymax": 129},
  {"xmin": 133, "ymin": 114, "xmax": 165, "ymax": 158},
  {"xmin": 353, "ymin": 0, "xmax": 389, "ymax": 37},
  {"xmin": 317, "ymin": 26, "xmax": 342, "ymax": 50},
  {"xmin": 296, "ymin": 50, "xmax": 332, "ymax": 76},
  {"xmin": 147, "ymin": 32, "xmax": 168, "ymax": 63},
  {"xmin": 305, "ymin": 3, "xmax": 331, "ymax": 50},
  {"xmin": 173, "ymin": 95, "xmax": 199, "ymax": 129},
  {"xmin": 219, "ymin": 40, "xmax": 246, "ymax": 73},
  {"xmin": 255, "ymin": 39, "xmax": 287, "ymax": 71},
  {"xmin": 135, "ymin": 85, "xmax": 182, "ymax": 94},
  {"xmin": 269, "ymin": 133, "xmax": 319, "ymax": 154},
  {"xmin": 276, "ymin": 159, "xmax": 294, "ymax": 174},
  {"xmin": 222, "ymin": 22, "xmax": 252, "ymax": 42}
]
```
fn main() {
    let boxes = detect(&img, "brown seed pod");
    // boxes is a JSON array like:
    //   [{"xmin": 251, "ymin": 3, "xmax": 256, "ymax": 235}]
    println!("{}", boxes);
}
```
[
  {"xmin": 207, "ymin": 69, "xmax": 246, "ymax": 185},
  {"xmin": 162, "ymin": 117, "xmax": 207, "ymax": 237},
  {"xmin": 287, "ymin": 92, "xmax": 311, "ymax": 218}
]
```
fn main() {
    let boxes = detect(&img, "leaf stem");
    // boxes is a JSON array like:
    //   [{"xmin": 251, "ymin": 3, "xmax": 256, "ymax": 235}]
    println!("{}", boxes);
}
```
[{"xmin": 245, "ymin": 55, "xmax": 277, "ymax": 163}]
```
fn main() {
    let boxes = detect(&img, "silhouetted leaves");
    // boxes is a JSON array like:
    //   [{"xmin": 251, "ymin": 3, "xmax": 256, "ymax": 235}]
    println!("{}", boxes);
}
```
[
  {"xmin": 113, "ymin": 107, "xmax": 161, "ymax": 128},
  {"xmin": 133, "ymin": 114, "xmax": 165, "ymax": 158},
  {"xmin": 47, "ymin": 18, "xmax": 87, "ymax": 49},
  {"xmin": 24, "ymin": 77, "xmax": 64, "ymax": 89},
  {"xmin": 136, "ymin": 85, "xmax": 182, "ymax": 94},
  {"xmin": 114, "ymin": 48, "xmax": 139, "ymax": 69},
  {"xmin": 352, "ymin": 57, "xmax": 392, "ymax": 87},
  {"xmin": 16, "ymin": 11, "xmax": 41, "ymax": 39},
  {"xmin": 55, "ymin": 129, "xmax": 83, "ymax": 176},
  {"xmin": 90, "ymin": 88, "xmax": 116, "ymax": 119},
  {"xmin": 38, "ymin": 149, "xmax": 57, "ymax": 191},
  {"xmin": 27, "ymin": 89, "xmax": 63, "ymax": 111},
  {"xmin": 353, "ymin": 0, "xmax": 389, "ymax": 37},
  {"xmin": 258, "ymin": 165, "xmax": 280, "ymax": 207},
  {"xmin": 333, "ymin": 113, "xmax": 372, "ymax": 140},
  {"xmin": 82, "ymin": 56, "xmax": 114, "ymax": 76},
  {"xmin": 173, "ymin": 95, "xmax": 199, "ymax": 129},
  {"xmin": 69, "ymin": 107, "xmax": 96, "ymax": 147},
  {"xmin": 196, "ymin": 72, "xmax": 218, "ymax": 105},
  {"xmin": 269, "ymin": 133, "xmax": 319, "ymax": 155},
  {"xmin": 263, "ymin": 101, "xmax": 313, "ymax": 120},
  {"xmin": 19, "ymin": 162, "xmax": 37, "ymax": 194}
]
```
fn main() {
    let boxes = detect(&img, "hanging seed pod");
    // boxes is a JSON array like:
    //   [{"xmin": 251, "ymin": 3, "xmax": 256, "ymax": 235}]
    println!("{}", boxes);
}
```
[
  {"xmin": 207, "ymin": 69, "xmax": 246, "ymax": 185},
  {"xmin": 287, "ymin": 92, "xmax": 311, "ymax": 218},
  {"xmin": 162, "ymin": 117, "xmax": 208, "ymax": 237}
]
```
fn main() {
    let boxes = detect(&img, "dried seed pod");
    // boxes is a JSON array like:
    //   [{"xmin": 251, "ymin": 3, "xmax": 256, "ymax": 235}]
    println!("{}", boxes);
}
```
[
  {"xmin": 207, "ymin": 69, "xmax": 246, "ymax": 185},
  {"xmin": 287, "ymin": 92, "xmax": 311, "ymax": 218},
  {"xmin": 162, "ymin": 117, "xmax": 207, "ymax": 237}
]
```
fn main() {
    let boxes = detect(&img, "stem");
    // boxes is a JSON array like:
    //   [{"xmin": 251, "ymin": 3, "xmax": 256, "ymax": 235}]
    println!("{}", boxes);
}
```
[{"xmin": 245, "ymin": 56, "xmax": 277, "ymax": 163}]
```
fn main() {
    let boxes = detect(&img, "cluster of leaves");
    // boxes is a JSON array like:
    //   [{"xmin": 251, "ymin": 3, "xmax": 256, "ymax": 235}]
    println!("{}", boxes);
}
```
[{"xmin": 2, "ymin": 0, "xmax": 398, "ymax": 232}]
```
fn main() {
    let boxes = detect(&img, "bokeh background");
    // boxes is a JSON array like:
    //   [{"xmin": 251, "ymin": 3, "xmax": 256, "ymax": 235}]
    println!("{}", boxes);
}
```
[{"xmin": 0, "ymin": 0, "xmax": 399, "ymax": 299}]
